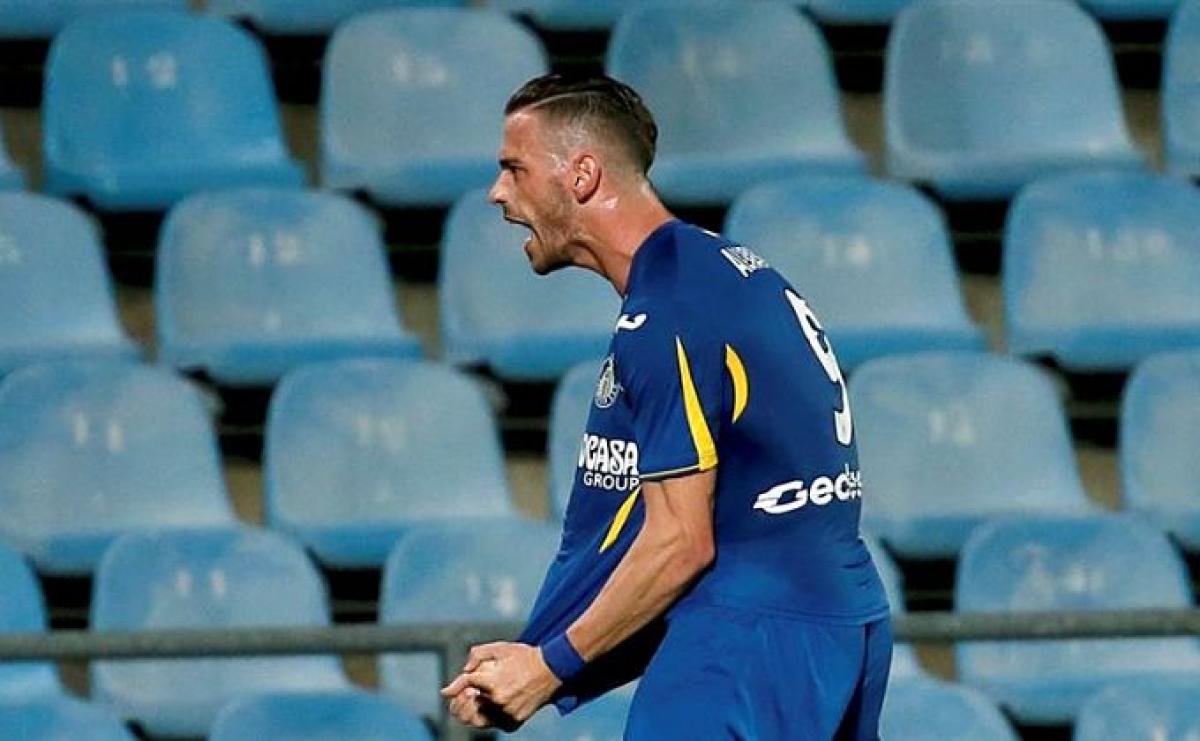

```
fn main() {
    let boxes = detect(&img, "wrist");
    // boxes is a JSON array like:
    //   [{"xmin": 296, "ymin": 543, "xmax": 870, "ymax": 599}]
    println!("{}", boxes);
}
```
[{"xmin": 539, "ymin": 632, "xmax": 586, "ymax": 683}]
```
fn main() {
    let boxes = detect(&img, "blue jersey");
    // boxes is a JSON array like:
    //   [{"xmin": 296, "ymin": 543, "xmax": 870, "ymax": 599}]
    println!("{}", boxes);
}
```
[{"xmin": 520, "ymin": 220, "xmax": 890, "ymax": 710}]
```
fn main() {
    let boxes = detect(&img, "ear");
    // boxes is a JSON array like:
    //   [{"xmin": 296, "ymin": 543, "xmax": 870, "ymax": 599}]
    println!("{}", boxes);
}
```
[{"xmin": 570, "ymin": 153, "xmax": 600, "ymax": 203}]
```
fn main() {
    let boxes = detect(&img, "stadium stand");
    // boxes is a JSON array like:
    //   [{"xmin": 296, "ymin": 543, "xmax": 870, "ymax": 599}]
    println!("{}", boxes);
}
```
[
  {"xmin": 155, "ymin": 188, "xmax": 421, "ymax": 386},
  {"xmin": 547, "ymin": 359, "xmax": 603, "ymax": 520},
  {"xmin": 885, "ymin": 0, "xmax": 1143, "ymax": 200},
  {"xmin": 379, "ymin": 519, "xmax": 561, "ymax": 721},
  {"xmin": 91, "ymin": 527, "xmax": 349, "ymax": 737},
  {"xmin": 1004, "ymin": 171, "xmax": 1200, "ymax": 372},
  {"xmin": 0, "ymin": 362, "xmax": 236, "ymax": 575},
  {"xmin": 1120, "ymin": 349, "xmax": 1200, "ymax": 551},
  {"xmin": 0, "ymin": 120, "xmax": 23, "ymax": 189},
  {"xmin": 0, "ymin": 541, "xmax": 61, "ymax": 700},
  {"xmin": 881, "ymin": 677, "xmax": 1018, "ymax": 741},
  {"xmin": 865, "ymin": 535, "xmax": 923, "ymax": 679},
  {"xmin": 439, "ymin": 189, "xmax": 618, "ymax": 381},
  {"xmin": 606, "ymin": 0, "xmax": 864, "ymax": 206},
  {"xmin": 1164, "ymin": 0, "xmax": 1200, "ymax": 178},
  {"xmin": 723, "ymin": 176, "xmax": 985, "ymax": 371},
  {"xmin": 210, "ymin": 690, "xmax": 434, "ymax": 741},
  {"xmin": 1073, "ymin": 676, "xmax": 1200, "ymax": 741},
  {"xmin": 0, "ymin": 697, "xmax": 134, "ymax": 741},
  {"xmin": 265, "ymin": 358, "xmax": 516, "ymax": 568},
  {"xmin": 43, "ymin": 11, "xmax": 303, "ymax": 211},
  {"xmin": 0, "ymin": 193, "xmax": 137, "ymax": 376},
  {"xmin": 210, "ymin": 0, "xmax": 464, "ymax": 34},
  {"xmin": 850, "ymin": 352, "xmax": 1094, "ymax": 559},
  {"xmin": 956, "ymin": 514, "xmax": 1200, "ymax": 724},
  {"xmin": 808, "ymin": 0, "xmax": 912, "ymax": 24},
  {"xmin": 0, "ymin": 0, "xmax": 188, "ymax": 39},
  {"xmin": 1083, "ymin": 0, "xmax": 1181, "ymax": 20},
  {"xmin": 504, "ymin": 682, "xmax": 635, "ymax": 740},
  {"xmin": 489, "ymin": 0, "xmax": 619, "ymax": 30},
  {"xmin": 320, "ymin": 7, "xmax": 547, "ymax": 207}
]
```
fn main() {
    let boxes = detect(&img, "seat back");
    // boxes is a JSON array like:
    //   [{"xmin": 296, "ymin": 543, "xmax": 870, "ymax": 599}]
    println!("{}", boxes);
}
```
[
  {"xmin": 1074, "ymin": 677, "xmax": 1200, "ymax": 741},
  {"xmin": 0, "ymin": 542, "xmax": 61, "ymax": 699},
  {"xmin": 547, "ymin": 359, "xmax": 604, "ymax": 519},
  {"xmin": 210, "ymin": 691, "xmax": 434, "ymax": 741}
]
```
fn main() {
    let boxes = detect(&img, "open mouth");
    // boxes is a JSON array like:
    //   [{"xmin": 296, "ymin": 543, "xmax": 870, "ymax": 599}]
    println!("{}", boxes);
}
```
[{"xmin": 504, "ymin": 214, "xmax": 535, "ymax": 250}]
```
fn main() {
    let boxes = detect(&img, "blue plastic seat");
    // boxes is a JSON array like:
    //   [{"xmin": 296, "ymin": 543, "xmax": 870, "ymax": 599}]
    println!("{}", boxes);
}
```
[
  {"xmin": 156, "ymin": 188, "xmax": 420, "ymax": 386},
  {"xmin": 1121, "ymin": 350, "xmax": 1200, "ymax": 551},
  {"xmin": 91, "ymin": 528, "xmax": 349, "ymax": 738},
  {"xmin": 43, "ymin": 11, "xmax": 303, "ymax": 211},
  {"xmin": 1074, "ymin": 676, "xmax": 1200, "ymax": 741},
  {"xmin": 885, "ymin": 0, "xmax": 1142, "ymax": 200},
  {"xmin": 1165, "ymin": 0, "xmax": 1200, "ymax": 177},
  {"xmin": 321, "ymin": 8, "xmax": 546, "ymax": 207},
  {"xmin": 881, "ymin": 678, "xmax": 1018, "ymax": 741},
  {"xmin": 1004, "ymin": 172, "xmax": 1200, "ymax": 372},
  {"xmin": 808, "ymin": 0, "xmax": 913, "ymax": 24},
  {"xmin": 209, "ymin": 0, "xmax": 463, "ymax": 34},
  {"xmin": 0, "ymin": 193, "xmax": 137, "ymax": 376},
  {"xmin": 547, "ymin": 359, "xmax": 604, "ymax": 520},
  {"xmin": 210, "ymin": 691, "xmax": 433, "ymax": 741},
  {"xmin": 0, "ymin": 0, "xmax": 187, "ymax": 38},
  {"xmin": 503, "ymin": 683, "xmax": 635, "ymax": 739},
  {"xmin": 956, "ymin": 514, "xmax": 1200, "ymax": 724},
  {"xmin": 0, "ymin": 697, "xmax": 135, "ymax": 740},
  {"xmin": 380, "ymin": 520, "xmax": 561, "ymax": 720},
  {"xmin": 0, "ymin": 362, "xmax": 236, "ymax": 575},
  {"xmin": 0, "ymin": 542, "xmax": 62, "ymax": 700},
  {"xmin": 606, "ymin": 1, "xmax": 863, "ymax": 206},
  {"xmin": 440, "ymin": 190, "xmax": 619, "ymax": 381},
  {"xmin": 1084, "ymin": 0, "xmax": 1180, "ymax": 20},
  {"xmin": 490, "ymin": 0, "xmax": 619, "ymax": 30},
  {"xmin": 850, "ymin": 352, "xmax": 1094, "ymax": 559},
  {"xmin": 863, "ymin": 536, "xmax": 924, "ymax": 679},
  {"xmin": 265, "ymin": 358, "xmax": 516, "ymax": 568},
  {"xmin": 724, "ymin": 177, "xmax": 984, "ymax": 371},
  {"xmin": 0, "ymin": 121, "xmax": 24, "ymax": 190}
]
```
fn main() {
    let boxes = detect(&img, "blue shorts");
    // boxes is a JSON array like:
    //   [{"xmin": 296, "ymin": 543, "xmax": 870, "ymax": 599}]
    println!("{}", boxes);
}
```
[{"xmin": 625, "ymin": 604, "xmax": 892, "ymax": 740}]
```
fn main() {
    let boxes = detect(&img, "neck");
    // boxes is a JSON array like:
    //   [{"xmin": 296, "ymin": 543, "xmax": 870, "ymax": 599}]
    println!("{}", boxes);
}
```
[{"xmin": 569, "ymin": 181, "xmax": 674, "ymax": 296}]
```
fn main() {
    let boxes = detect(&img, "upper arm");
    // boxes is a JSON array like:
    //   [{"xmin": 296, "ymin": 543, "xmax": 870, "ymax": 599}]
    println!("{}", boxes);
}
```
[{"xmin": 641, "ymin": 469, "xmax": 717, "ymax": 565}]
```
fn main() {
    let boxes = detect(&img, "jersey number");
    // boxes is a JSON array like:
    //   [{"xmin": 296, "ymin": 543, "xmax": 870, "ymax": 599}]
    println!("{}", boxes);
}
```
[{"xmin": 785, "ymin": 290, "xmax": 853, "ymax": 446}]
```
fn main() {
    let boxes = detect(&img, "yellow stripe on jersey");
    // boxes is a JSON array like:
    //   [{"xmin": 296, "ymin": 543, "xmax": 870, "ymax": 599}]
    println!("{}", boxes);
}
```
[
  {"xmin": 675, "ymin": 337, "xmax": 718, "ymax": 471},
  {"xmin": 599, "ymin": 486, "xmax": 641, "ymax": 553},
  {"xmin": 725, "ymin": 344, "xmax": 749, "ymax": 424}
]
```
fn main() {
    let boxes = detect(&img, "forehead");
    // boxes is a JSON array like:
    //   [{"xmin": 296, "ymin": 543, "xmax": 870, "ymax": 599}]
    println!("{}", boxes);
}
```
[{"xmin": 500, "ymin": 110, "xmax": 555, "ymax": 157}]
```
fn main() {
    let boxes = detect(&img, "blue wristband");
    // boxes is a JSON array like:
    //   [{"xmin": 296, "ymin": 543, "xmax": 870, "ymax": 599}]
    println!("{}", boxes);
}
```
[{"xmin": 540, "ymin": 633, "xmax": 586, "ymax": 682}]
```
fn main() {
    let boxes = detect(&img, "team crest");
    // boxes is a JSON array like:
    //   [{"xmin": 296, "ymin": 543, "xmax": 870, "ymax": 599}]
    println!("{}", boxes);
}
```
[{"xmin": 594, "ymin": 355, "xmax": 622, "ymax": 409}]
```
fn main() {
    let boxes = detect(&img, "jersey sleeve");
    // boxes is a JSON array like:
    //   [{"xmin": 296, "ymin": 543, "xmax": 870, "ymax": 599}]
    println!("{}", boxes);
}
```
[{"xmin": 616, "ymin": 301, "xmax": 725, "ymax": 481}]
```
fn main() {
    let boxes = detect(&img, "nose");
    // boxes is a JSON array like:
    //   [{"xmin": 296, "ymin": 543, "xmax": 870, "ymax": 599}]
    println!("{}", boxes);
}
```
[{"xmin": 487, "ymin": 174, "xmax": 506, "ymax": 206}]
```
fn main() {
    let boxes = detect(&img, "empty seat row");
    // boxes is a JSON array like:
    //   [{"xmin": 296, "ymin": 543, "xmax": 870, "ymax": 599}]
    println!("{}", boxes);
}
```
[{"xmin": 6, "ymin": 1, "xmax": 1200, "ymax": 211}]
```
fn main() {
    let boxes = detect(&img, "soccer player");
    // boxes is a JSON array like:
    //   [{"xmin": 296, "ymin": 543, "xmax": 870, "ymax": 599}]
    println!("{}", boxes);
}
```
[{"xmin": 441, "ymin": 74, "xmax": 892, "ymax": 739}]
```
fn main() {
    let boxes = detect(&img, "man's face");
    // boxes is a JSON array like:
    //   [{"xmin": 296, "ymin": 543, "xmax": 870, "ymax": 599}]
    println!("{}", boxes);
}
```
[{"xmin": 488, "ymin": 111, "xmax": 576, "ymax": 275}]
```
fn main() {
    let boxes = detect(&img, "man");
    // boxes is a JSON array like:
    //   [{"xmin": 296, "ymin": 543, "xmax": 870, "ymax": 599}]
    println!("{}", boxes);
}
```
[{"xmin": 441, "ymin": 74, "xmax": 892, "ymax": 739}]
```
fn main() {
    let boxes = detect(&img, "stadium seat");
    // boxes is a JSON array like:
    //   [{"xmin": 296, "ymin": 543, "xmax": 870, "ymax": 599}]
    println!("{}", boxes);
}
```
[
  {"xmin": 320, "ymin": 8, "xmax": 547, "ymax": 207},
  {"xmin": 504, "ymin": 683, "xmax": 635, "ymax": 740},
  {"xmin": 0, "ymin": 193, "xmax": 137, "ymax": 376},
  {"xmin": 606, "ymin": 1, "xmax": 863, "ymax": 206},
  {"xmin": 547, "ymin": 359, "xmax": 603, "ymax": 519},
  {"xmin": 723, "ymin": 177, "xmax": 985, "ymax": 371},
  {"xmin": 439, "ymin": 190, "xmax": 618, "ymax": 381},
  {"xmin": 489, "ymin": 0, "xmax": 619, "ymax": 30},
  {"xmin": 1084, "ymin": 0, "xmax": 1181, "ymax": 20},
  {"xmin": 0, "ymin": 0, "xmax": 187, "ymax": 38},
  {"xmin": 864, "ymin": 536, "xmax": 924, "ymax": 679},
  {"xmin": 380, "ymin": 520, "xmax": 561, "ymax": 720},
  {"xmin": 91, "ymin": 528, "xmax": 349, "ymax": 738},
  {"xmin": 1121, "ymin": 350, "xmax": 1200, "ymax": 551},
  {"xmin": 1004, "ymin": 171, "xmax": 1200, "ymax": 372},
  {"xmin": 0, "ymin": 697, "xmax": 135, "ymax": 741},
  {"xmin": 956, "ymin": 514, "xmax": 1200, "ymax": 724},
  {"xmin": 0, "ymin": 121, "xmax": 24, "ymax": 190},
  {"xmin": 881, "ymin": 678, "xmax": 1018, "ymax": 741},
  {"xmin": 0, "ymin": 362, "xmax": 236, "ymax": 575},
  {"xmin": 850, "ymin": 352, "xmax": 1094, "ymax": 559},
  {"xmin": 1074, "ymin": 676, "xmax": 1200, "ymax": 741},
  {"xmin": 0, "ymin": 541, "xmax": 62, "ymax": 700},
  {"xmin": 808, "ymin": 0, "xmax": 913, "ymax": 24},
  {"xmin": 210, "ymin": 0, "xmax": 464, "ymax": 34},
  {"xmin": 265, "ymin": 358, "xmax": 516, "ymax": 568},
  {"xmin": 155, "ymin": 188, "xmax": 420, "ymax": 386},
  {"xmin": 1165, "ymin": 0, "xmax": 1200, "ymax": 178},
  {"xmin": 885, "ymin": 0, "xmax": 1143, "ymax": 200},
  {"xmin": 210, "ymin": 690, "xmax": 433, "ymax": 741},
  {"xmin": 43, "ymin": 11, "xmax": 304, "ymax": 211}
]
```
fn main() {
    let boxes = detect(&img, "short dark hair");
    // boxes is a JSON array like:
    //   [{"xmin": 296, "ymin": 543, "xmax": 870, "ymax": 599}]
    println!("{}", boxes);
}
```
[{"xmin": 504, "ymin": 74, "xmax": 658, "ymax": 176}]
